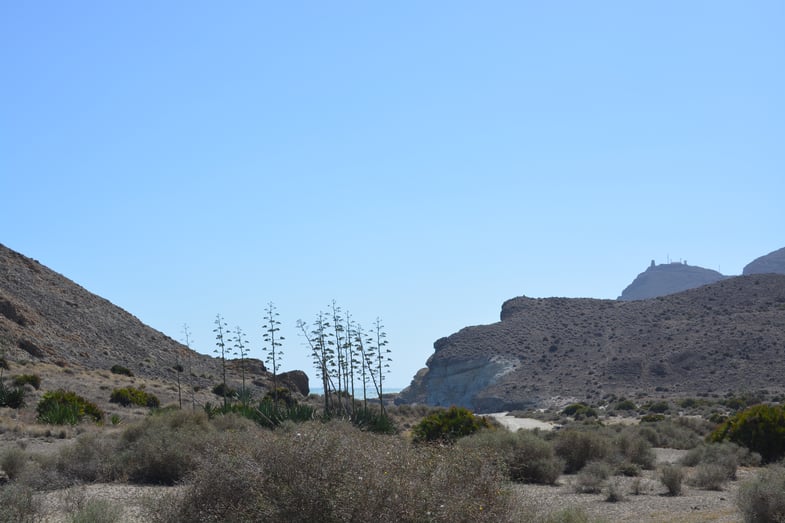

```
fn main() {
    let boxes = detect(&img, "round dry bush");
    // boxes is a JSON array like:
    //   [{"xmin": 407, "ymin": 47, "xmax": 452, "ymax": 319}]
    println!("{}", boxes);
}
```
[
  {"xmin": 554, "ymin": 429, "xmax": 611, "ymax": 474},
  {"xmin": 116, "ymin": 410, "xmax": 216, "ymax": 485},
  {"xmin": 457, "ymin": 429, "xmax": 563, "ymax": 484},
  {"xmin": 659, "ymin": 464, "xmax": 684, "ymax": 496}
]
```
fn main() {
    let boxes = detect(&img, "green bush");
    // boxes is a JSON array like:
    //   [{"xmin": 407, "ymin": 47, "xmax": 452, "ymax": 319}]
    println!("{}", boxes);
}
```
[
  {"xmin": 11, "ymin": 374, "xmax": 41, "ymax": 390},
  {"xmin": 350, "ymin": 406, "xmax": 397, "ymax": 434},
  {"xmin": 109, "ymin": 387, "xmax": 160, "ymax": 408},
  {"xmin": 646, "ymin": 401, "xmax": 670, "ymax": 414},
  {"xmin": 36, "ymin": 390, "xmax": 104, "ymax": 425},
  {"xmin": 709, "ymin": 404, "xmax": 785, "ymax": 463},
  {"xmin": 109, "ymin": 365, "xmax": 133, "ymax": 377},
  {"xmin": 411, "ymin": 406, "xmax": 491, "ymax": 444},
  {"xmin": 554, "ymin": 429, "xmax": 611, "ymax": 473},
  {"xmin": 736, "ymin": 465, "xmax": 785, "ymax": 523},
  {"xmin": 0, "ymin": 381, "xmax": 25, "ymax": 409}
]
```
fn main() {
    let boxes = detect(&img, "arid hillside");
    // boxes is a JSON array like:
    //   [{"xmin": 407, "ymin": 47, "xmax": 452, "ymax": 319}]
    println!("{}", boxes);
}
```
[
  {"xmin": 0, "ymin": 243, "xmax": 308, "ymax": 407},
  {"xmin": 400, "ymin": 274, "xmax": 785, "ymax": 412}
]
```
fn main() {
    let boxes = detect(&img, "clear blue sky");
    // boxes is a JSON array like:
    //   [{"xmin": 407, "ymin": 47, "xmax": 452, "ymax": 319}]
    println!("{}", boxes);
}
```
[{"xmin": 2, "ymin": 2, "xmax": 783, "ymax": 388}]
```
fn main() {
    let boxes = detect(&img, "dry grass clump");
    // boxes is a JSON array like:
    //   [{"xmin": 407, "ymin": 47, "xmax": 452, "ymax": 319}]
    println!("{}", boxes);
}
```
[{"xmin": 156, "ymin": 420, "xmax": 511, "ymax": 522}]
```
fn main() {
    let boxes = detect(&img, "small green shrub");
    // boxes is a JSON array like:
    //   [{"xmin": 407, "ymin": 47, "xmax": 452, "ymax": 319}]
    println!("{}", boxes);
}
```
[
  {"xmin": 659, "ymin": 464, "xmax": 684, "ymax": 496},
  {"xmin": 614, "ymin": 399, "xmax": 636, "ymax": 411},
  {"xmin": 11, "ymin": 374, "xmax": 41, "ymax": 390},
  {"xmin": 710, "ymin": 404, "xmax": 785, "ymax": 463},
  {"xmin": 350, "ymin": 407, "xmax": 397, "ymax": 434},
  {"xmin": 37, "ymin": 390, "xmax": 104, "ymax": 425},
  {"xmin": 562, "ymin": 403, "xmax": 598, "ymax": 419},
  {"xmin": 0, "ymin": 381, "xmax": 25, "ymax": 409},
  {"xmin": 640, "ymin": 413, "xmax": 665, "ymax": 423},
  {"xmin": 212, "ymin": 383, "xmax": 236, "ymax": 399},
  {"xmin": 736, "ymin": 465, "xmax": 785, "ymax": 523},
  {"xmin": 554, "ymin": 429, "xmax": 611, "ymax": 473},
  {"xmin": 109, "ymin": 387, "xmax": 160, "ymax": 408},
  {"xmin": 646, "ymin": 401, "xmax": 670, "ymax": 413},
  {"xmin": 109, "ymin": 365, "xmax": 133, "ymax": 377},
  {"xmin": 411, "ymin": 406, "xmax": 491, "ymax": 444}
]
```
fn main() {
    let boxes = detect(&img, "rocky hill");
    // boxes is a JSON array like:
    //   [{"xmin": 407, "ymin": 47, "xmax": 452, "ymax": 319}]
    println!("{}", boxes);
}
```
[
  {"xmin": 0, "ymin": 243, "xmax": 308, "ymax": 400},
  {"xmin": 618, "ymin": 260, "xmax": 727, "ymax": 301},
  {"xmin": 398, "ymin": 274, "xmax": 785, "ymax": 412},
  {"xmin": 743, "ymin": 247, "xmax": 785, "ymax": 275}
]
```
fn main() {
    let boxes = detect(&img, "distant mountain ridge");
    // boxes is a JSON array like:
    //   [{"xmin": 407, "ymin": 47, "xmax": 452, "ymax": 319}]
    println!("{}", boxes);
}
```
[
  {"xmin": 618, "ymin": 261, "xmax": 727, "ymax": 301},
  {"xmin": 744, "ymin": 247, "xmax": 785, "ymax": 276},
  {"xmin": 399, "ymin": 274, "xmax": 785, "ymax": 412},
  {"xmin": 400, "ymin": 245, "xmax": 785, "ymax": 412}
]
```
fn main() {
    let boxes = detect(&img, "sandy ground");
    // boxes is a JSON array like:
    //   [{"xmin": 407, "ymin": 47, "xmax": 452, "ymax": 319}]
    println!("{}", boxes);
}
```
[{"xmin": 487, "ymin": 412, "xmax": 558, "ymax": 431}]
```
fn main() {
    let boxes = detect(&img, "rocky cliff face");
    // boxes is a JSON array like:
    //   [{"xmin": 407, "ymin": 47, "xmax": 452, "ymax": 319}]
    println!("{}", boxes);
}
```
[
  {"xmin": 398, "ymin": 274, "xmax": 785, "ymax": 412},
  {"xmin": 743, "ymin": 247, "xmax": 785, "ymax": 276},
  {"xmin": 618, "ymin": 261, "xmax": 727, "ymax": 301}
]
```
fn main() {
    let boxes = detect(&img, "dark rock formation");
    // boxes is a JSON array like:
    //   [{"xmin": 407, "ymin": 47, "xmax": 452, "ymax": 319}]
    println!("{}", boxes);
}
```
[
  {"xmin": 399, "ymin": 275, "xmax": 785, "ymax": 412},
  {"xmin": 618, "ymin": 261, "xmax": 727, "ymax": 301},
  {"xmin": 743, "ymin": 247, "xmax": 785, "ymax": 275}
]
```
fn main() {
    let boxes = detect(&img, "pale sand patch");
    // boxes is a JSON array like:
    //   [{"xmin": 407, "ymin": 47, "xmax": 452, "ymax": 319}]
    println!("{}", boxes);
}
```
[{"xmin": 486, "ymin": 412, "xmax": 556, "ymax": 431}]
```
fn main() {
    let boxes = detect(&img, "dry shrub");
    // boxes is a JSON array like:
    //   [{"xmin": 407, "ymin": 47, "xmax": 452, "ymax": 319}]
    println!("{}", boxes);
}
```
[
  {"xmin": 554, "ymin": 429, "xmax": 611, "ymax": 473},
  {"xmin": 162, "ymin": 420, "xmax": 511, "ymax": 522},
  {"xmin": 457, "ymin": 429, "xmax": 563, "ymax": 484},
  {"xmin": 689, "ymin": 463, "xmax": 729, "ymax": 491},
  {"xmin": 659, "ymin": 464, "xmax": 684, "ymax": 496},
  {"xmin": 574, "ymin": 461, "xmax": 611, "ymax": 493},
  {"xmin": 736, "ymin": 465, "xmax": 785, "ymax": 523},
  {"xmin": 0, "ymin": 447, "xmax": 29, "ymax": 480},
  {"xmin": 0, "ymin": 482, "xmax": 41, "ymax": 523},
  {"xmin": 115, "ymin": 409, "xmax": 216, "ymax": 484},
  {"xmin": 616, "ymin": 430, "xmax": 655, "ymax": 469},
  {"xmin": 56, "ymin": 431, "xmax": 119, "ymax": 483}
]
